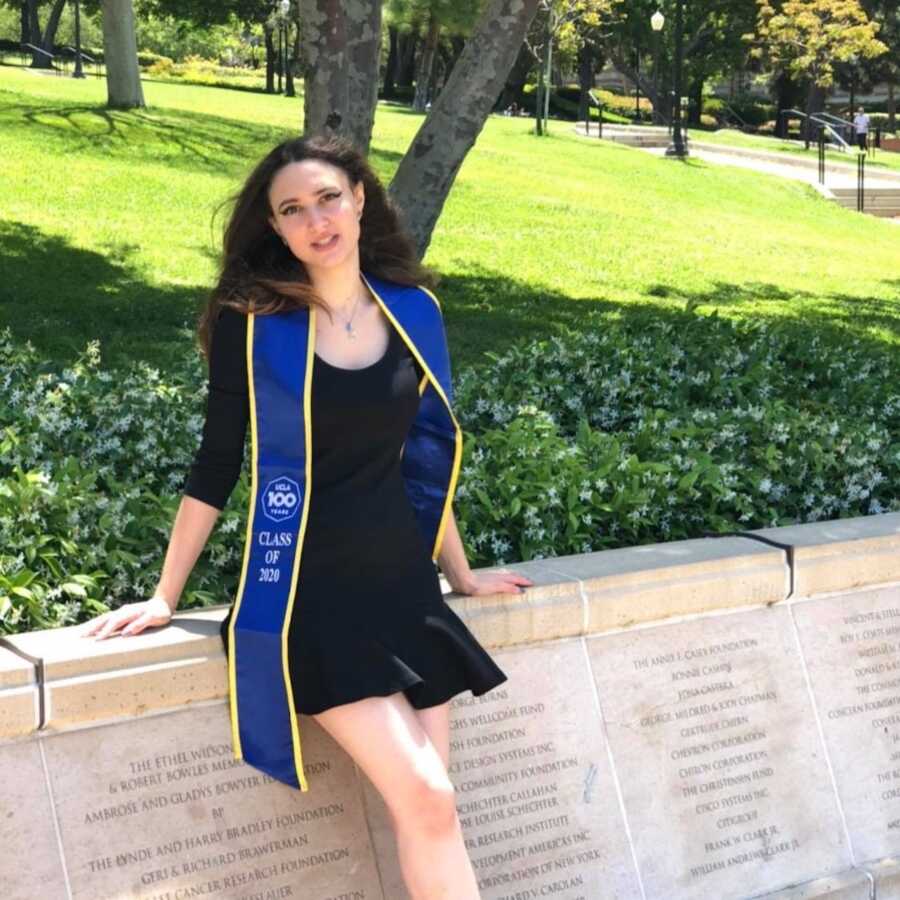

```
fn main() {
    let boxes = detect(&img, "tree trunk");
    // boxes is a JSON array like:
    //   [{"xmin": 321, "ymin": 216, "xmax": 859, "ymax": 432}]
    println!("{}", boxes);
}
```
[
  {"xmin": 264, "ymin": 24, "xmax": 275, "ymax": 94},
  {"xmin": 100, "ymin": 0, "xmax": 145, "ymax": 109},
  {"xmin": 498, "ymin": 40, "xmax": 535, "ymax": 111},
  {"xmin": 773, "ymin": 71, "xmax": 791, "ymax": 138},
  {"xmin": 298, "ymin": 0, "xmax": 382, "ymax": 154},
  {"xmin": 689, "ymin": 77, "xmax": 703, "ymax": 127},
  {"xmin": 413, "ymin": 15, "xmax": 440, "ymax": 112},
  {"xmin": 430, "ymin": 39, "xmax": 446, "ymax": 101},
  {"xmin": 383, "ymin": 24, "xmax": 398, "ymax": 99},
  {"xmin": 285, "ymin": 15, "xmax": 299, "ymax": 97},
  {"xmin": 577, "ymin": 40, "xmax": 594, "ymax": 122},
  {"xmin": 40, "ymin": 0, "xmax": 65, "ymax": 51},
  {"xmin": 26, "ymin": 0, "xmax": 63, "ymax": 69},
  {"xmin": 388, "ymin": 0, "xmax": 542, "ymax": 259},
  {"xmin": 445, "ymin": 34, "xmax": 466, "ymax": 84},
  {"xmin": 26, "ymin": 0, "xmax": 39, "ymax": 52},
  {"xmin": 804, "ymin": 80, "xmax": 825, "ymax": 147},
  {"xmin": 397, "ymin": 27, "xmax": 418, "ymax": 87},
  {"xmin": 20, "ymin": 1, "xmax": 31, "ymax": 45},
  {"xmin": 609, "ymin": 47, "xmax": 664, "ymax": 124},
  {"xmin": 542, "ymin": 27, "xmax": 553, "ymax": 132},
  {"xmin": 346, "ymin": 1, "xmax": 383, "ymax": 151}
]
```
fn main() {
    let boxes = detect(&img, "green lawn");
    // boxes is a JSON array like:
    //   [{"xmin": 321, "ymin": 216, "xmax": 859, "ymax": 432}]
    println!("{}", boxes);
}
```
[
  {"xmin": 1, "ymin": 63, "xmax": 899, "ymax": 375},
  {"xmin": 694, "ymin": 126, "xmax": 900, "ymax": 174}
]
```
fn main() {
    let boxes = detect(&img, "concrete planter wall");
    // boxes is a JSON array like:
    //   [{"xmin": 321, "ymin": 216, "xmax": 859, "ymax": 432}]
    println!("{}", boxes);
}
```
[{"xmin": 2, "ymin": 512, "xmax": 900, "ymax": 899}]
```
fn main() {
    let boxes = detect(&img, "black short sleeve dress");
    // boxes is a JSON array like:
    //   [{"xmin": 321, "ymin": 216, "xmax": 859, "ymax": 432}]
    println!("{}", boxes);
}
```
[{"xmin": 183, "ymin": 304, "xmax": 508, "ymax": 715}]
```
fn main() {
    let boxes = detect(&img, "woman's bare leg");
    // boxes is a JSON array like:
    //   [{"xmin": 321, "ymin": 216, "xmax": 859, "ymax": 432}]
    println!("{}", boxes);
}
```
[
  {"xmin": 310, "ymin": 693, "xmax": 480, "ymax": 900},
  {"xmin": 413, "ymin": 700, "xmax": 452, "ymax": 771}
]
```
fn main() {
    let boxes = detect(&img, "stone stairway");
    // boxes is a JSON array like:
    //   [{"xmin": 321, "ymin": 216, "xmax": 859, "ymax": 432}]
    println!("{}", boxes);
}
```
[
  {"xmin": 575, "ymin": 121, "xmax": 672, "ymax": 148},
  {"xmin": 826, "ymin": 185, "xmax": 900, "ymax": 217}
]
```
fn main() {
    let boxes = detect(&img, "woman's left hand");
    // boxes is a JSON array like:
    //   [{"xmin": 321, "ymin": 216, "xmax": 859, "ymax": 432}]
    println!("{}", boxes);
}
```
[{"xmin": 453, "ymin": 569, "xmax": 534, "ymax": 596}]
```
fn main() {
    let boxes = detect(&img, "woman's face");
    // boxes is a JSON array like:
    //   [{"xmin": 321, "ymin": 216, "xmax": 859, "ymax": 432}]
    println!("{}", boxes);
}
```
[{"xmin": 267, "ymin": 159, "xmax": 364, "ymax": 273}]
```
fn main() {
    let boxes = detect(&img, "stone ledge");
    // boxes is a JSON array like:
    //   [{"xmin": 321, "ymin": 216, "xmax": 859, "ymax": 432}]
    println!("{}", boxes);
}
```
[
  {"xmin": 0, "ymin": 645, "xmax": 38, "ymax": 739},
  {"xmin": 746, "ymin": 512, "xmax": 900, "ymax": 598},
  {"xmin": 3, "ymin": 512, "xmax": 900, "ymax": 899},
  {"xmin": 3, "ymin": 513, "xmax": 898, "ymax": 738}
]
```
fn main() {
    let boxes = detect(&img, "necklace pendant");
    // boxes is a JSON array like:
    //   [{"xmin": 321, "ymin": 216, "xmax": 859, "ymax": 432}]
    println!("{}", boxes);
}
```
[{"xmin": 345, "ymin": 321, "xmax": 357, "ymax": 340}]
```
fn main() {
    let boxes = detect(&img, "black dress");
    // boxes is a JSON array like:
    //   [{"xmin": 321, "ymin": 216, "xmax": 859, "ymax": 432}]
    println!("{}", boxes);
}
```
[{"xmin": 183, "ymin": 306, "xmax": 508, "ymax": 715}]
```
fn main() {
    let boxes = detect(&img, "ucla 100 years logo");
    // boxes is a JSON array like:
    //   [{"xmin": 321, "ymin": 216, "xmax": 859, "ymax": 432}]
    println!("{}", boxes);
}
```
[{"xmin": 261, "ymin": 477, "xmax": 302, "ymax": 523}]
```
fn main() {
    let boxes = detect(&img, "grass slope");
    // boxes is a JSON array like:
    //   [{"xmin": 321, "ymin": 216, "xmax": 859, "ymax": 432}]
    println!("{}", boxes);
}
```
[{"xmin": 1, "ymin": 64, "xmax": 898, "ymax": 375}]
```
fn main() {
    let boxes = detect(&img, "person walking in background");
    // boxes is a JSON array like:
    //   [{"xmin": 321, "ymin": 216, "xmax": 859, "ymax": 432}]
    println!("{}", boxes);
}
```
[{"xmin": 853, "ymin": 106, "xmax": 871, "ymax": 152}]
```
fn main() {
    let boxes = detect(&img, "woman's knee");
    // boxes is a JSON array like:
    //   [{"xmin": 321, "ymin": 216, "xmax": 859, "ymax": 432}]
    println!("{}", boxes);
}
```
[{"xmin": 393, "ymin": 772, "xmax": 459, "ymax": 837}]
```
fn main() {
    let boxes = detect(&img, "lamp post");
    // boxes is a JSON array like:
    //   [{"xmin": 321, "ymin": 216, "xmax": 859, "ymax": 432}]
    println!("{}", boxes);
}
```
[
  {"xmin": 665, "ymin": 0, "xmax": 688, "ymax": 158},
  {"xmin": 650, "ymin": 10, "xmax": 664, "ymax": 125},
  {"xmin": 72, "ymin": 0, "xmax": 84, "ymax": 78}
]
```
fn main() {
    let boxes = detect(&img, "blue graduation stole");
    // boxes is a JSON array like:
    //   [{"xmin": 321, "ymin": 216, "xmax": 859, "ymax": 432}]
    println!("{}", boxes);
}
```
[{"xmin": 226, "ymin": 270, "xmax": 462, "ymax": 791}]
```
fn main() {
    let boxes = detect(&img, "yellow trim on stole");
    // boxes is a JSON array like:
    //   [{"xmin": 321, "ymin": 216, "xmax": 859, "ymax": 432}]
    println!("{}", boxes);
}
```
[
  {"xmin": 227, "ymin": 308, "xmax": 313, "ymax": 792},
  {"xmin": 227, "ymin": 311, "xmax": 257, "ymax": 759},
  {"xmin": 280, "ymin": 304, "xmax": 316, "ymax": 792},
  {"xmin": 360, "ymin": 273, "xmax": 463, "ymax": 563}
]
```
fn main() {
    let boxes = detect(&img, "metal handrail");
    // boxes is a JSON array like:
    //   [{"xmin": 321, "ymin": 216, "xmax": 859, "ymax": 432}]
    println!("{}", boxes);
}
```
[
  {"xmin": 815, "ymin": 111, "xmax": 850, "ymax": 129},
  {"xmin": 63, "ymin": 46, "xmax": 95, "ymax": 63},
  {"xmin": 781, "ymin": 109, "xmax": 849, "ymax": 151},
  {"xmin": 814, "ymin": 111, "xmax": 854, "ymax": 143},
  {"xmin": 719, "ymin": 101, "xmax": 750, "ymax": 132},
  {"xmin": 21, "ymin": 42, "xmax": 62, "ymax": 76}
]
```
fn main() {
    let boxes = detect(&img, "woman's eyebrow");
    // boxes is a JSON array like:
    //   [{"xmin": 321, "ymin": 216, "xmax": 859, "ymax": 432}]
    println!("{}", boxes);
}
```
[{"xmin": 277, "ymin": 186, "xmax": 338, "ymax": 210}]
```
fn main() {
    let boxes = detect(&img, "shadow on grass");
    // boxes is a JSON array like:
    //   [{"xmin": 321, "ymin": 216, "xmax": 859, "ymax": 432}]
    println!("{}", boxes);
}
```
[
  {"xmin": 0, "ymin": 99, "xmax": 406, "ymax": 175},
  {"xmin": 0, "ymin": 219, "xmax": 203, "ymax": 369},
  {"xmin": 641, "ymin": 279, "xmax": 900, "ymax": 348},
  {"xmin": 3, "ymin": 219, "xmax": 899, "ymax": 373},
  {"xmin": 434, "ymin": 264, "xmax": 900, "ymax": 371}
]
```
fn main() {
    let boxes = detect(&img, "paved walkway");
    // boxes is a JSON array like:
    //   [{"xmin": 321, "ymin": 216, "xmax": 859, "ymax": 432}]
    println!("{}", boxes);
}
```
[
  {"xmin": 573, "ymin": 122, "xmax": 900, "ymax": 221},
  {"xmin": 669, "ymin": 144, "xmax": 900, "ymax": 191}
]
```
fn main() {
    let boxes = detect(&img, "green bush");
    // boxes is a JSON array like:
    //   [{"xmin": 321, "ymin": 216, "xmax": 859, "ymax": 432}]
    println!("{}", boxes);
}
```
[
  {"xmin": 725, "ymin": 94, "xmax": 775, "ymax": 128},
  {"xmin": 146, "ymin": 55, "xmax": 175, "ymax": 76},
  {"xmin": 453, "ymin": 308, "xmax": 900, "ymax": 566},
  {"xmin": 0, "ymin": 331, "xmax": 246, "ymax": 634},
  {"xmin": 138, "ymin": 50, "xmax": 169, "ymax": 67},
  {"xmin": 143, "ymin": 54, "xmax": 268, "ymax": 90},
  {"xmin": 521, "ymin": 84, "xmax": 632, "ymax": 124},
  {"xmin": 3, "ymin": 308, "xmax": 898, "ymax": 631}
]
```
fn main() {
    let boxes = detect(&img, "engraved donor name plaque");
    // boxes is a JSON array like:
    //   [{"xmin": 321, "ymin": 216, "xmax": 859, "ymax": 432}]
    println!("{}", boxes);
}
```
[
  {"xmin": 0, "ymin": 742, "xmax": 68, "ymax": 900},
  {"xmin": 587, "ymin": 605, "xmax": 850, "ymax": 900},
  {"xmin": 362, "ymin": 640, "xmax": 643, "ymax": 899},
  {"xmin": 39, "ymin": 703, "xmax": 381, "ymax": 900},
  {"xmin": 793, "ymin": 584, "xmax": 900, "ymax": 863}
]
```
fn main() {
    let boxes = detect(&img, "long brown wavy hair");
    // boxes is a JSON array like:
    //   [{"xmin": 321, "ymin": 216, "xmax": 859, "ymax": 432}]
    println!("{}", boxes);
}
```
[{"xmin": 197, "ymin": 133, "xmax": 439, "ymax": 361}]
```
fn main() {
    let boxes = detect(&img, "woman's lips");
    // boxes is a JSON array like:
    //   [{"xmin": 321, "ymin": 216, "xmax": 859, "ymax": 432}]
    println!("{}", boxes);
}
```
[{"xmin": 311, "ymin": 234, "xmax": 339, "ymax": 252}]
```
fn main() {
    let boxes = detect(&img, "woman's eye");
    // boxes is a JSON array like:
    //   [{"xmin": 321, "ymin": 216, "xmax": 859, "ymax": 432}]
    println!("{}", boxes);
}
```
[{"xmin": 324, "ymin": 192, "xmax": 340, "ymax": 201}]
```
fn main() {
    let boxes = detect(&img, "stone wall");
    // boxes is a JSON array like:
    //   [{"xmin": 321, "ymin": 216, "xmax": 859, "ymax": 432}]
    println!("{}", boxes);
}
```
[{"xmin": 2, "ymin": 512, "xmax": 900, "ymax": 900}]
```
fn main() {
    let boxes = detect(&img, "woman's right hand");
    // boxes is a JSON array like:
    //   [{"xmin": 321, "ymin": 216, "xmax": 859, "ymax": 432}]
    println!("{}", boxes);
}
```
[{"xmin": 80, "ymin": 596, "xmax": 174, "ymax": 641}]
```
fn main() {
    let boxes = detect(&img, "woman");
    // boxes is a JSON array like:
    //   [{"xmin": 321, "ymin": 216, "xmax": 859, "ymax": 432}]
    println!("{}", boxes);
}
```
[{"xmin": 82, "ymin": 133, "xmax": 532, "ymax": 898}]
